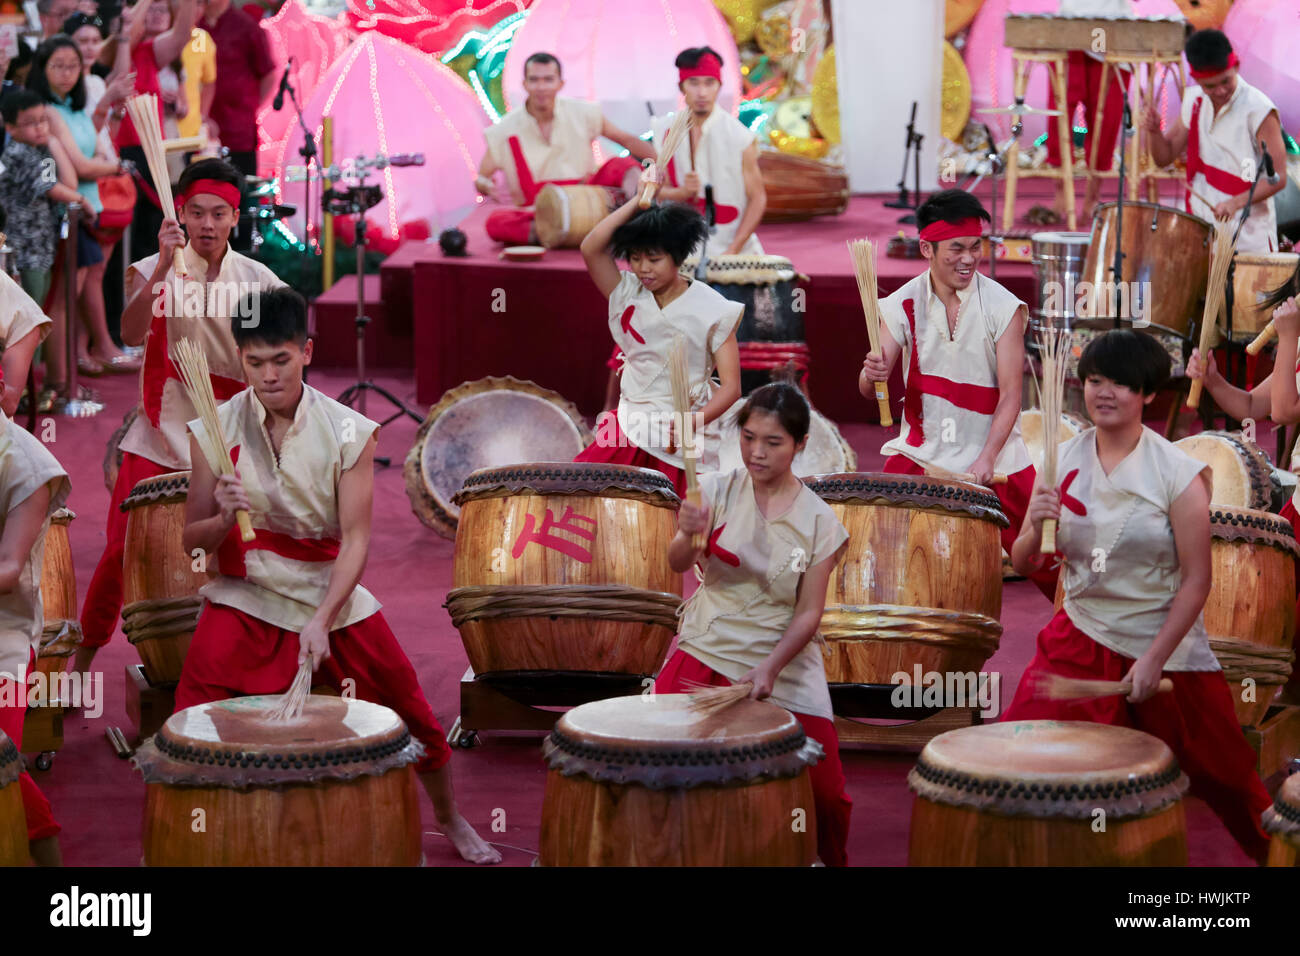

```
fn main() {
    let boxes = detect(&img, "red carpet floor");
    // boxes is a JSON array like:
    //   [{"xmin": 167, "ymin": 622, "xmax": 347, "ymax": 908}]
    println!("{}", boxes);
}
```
[{"xmin": 28, "ymin": 364, "xmax": 1260, "ymax": 867}]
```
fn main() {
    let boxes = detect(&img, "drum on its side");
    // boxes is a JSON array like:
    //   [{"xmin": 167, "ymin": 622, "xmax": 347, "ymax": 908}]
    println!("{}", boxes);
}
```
[
  {"xmin": 1226, "ymin": 253, "xmax": 1298, "ymax": 340},
  {"xmin": 133, "ymin": 696, "xmax": 423, "ymax": 866},
  {"xmin": 1029, "ymin": 231, "xmax": 1091, "ymax": 327},
  {"xmin": 1080, "ymin": 201, "xmax": 1211, "ymax": 337},
  {"xmin": 808, "ymin": 473, "xmax": 1006, "ymax": 685},
  {"xmin": 448, "ymin": 463, "xmax": 681, "ymax": 678},
  {"xmin": 715, "ymin": 397, "xmax": 856, "ymax": 477},
  {"xmin": 1263, "ymin": 771, "xmax": 1300, "ymax": 867},
  {"xmin": 1173, "ymin": 431, "xmax": 1274, "ymax": 512},
  {"xmin": 1205, "ymin": 506, "xmax": 1297, "ymax": 727},
  {"xmin": 758, "ymin": 151, "xmax": 849, "ymax": 223},
  {"xmin": 534, "ymin": 184, "xmax": 618, "ymax": 249},
  {"xmin": 404, "ymin": 377, "xmax": 592, "ymax": 541},
  {"xmin": 121, "ymin": 472, "xmax": 207, "ymax": 685},
  {"xmin": 1019, "ymin": 409, "xmax": 1087, "ymax": 473},
  {"xmin": 0, "ymin": 730, "xmax": 25, "ymax": 866},
  {"xmin": 539, "ymin": 694, "xmax": 821, "ymax": 866},
  {"xmin": 908, "ymin": 721, "xmax": 1190, "ymax": 865}
]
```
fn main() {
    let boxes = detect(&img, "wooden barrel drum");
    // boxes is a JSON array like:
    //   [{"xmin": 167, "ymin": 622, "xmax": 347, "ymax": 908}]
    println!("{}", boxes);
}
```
[
  {"xmin": 1174, "ymin": 431, "xmax": 1274, "ymax": 511},
  {"xmin": 758, "ymin": 152, "xmax": 849, "ymax": 222},
  {"xmin": 1226, "ymin": 252, "xmax": 1298, "ymax": 340},
  {"xmin": 808, "ymin": 473, "xmax": 1006, "ymax": 685},
  {"xmin": 1263, "ymin": 772, "xmax": 1300, "ymax": 867},
  {"xmin": 539, "ymin": 694, "xmax": 822, "ymax": 866},
  {"xmin": 133, "ymin": 695, "xmax": 423, "ymax": 866},
  {"xmin": 35, "ymin": 508, "xmax": 80, "ymax": 682},
  {"xmin": 908, "ymin": 721, "xmax": 1190, "ymax": 866},
  {"xmin": 534, "ymin": 184, "xmax": 617, "ymax": 249},
  {"xmin": 448, "ymin": 463, "xmax": 682, "ymax": 679},
  {"xmin": 121, "ymin": 472, "xmax": 209, "ymax": 685},
  {"xmin": 0, "ymin": 729, "xmax": 26, "ymax": 866}
]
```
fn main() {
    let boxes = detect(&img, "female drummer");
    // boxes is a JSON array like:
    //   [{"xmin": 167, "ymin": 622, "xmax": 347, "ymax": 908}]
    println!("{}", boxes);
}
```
[
  {"xmin": 656, "ymin": 382, "xmax": 853, "ymax": 866},
  {"xmin": 1006, "ymin": 329, "xmax": 1272, "ymax": 863},
  {"xmin": 575, "ymin": 167, "xmax": 742, "ymax": 495}
]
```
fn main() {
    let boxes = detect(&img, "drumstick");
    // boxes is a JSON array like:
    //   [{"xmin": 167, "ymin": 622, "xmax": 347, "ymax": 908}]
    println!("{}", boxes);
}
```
[
  {"xmin": 1034, "ymin": 327, "xmax": 1070, "ymax": 554},
  {"xmin": 1245, "ymin": 294, "xmax": 1297, "ymax": 355},
  {"xmin": 170, "ymin": 337, "xmax": 255, "ymax": 543},
  {"xmin": 264, "ymin": 658, "xmax": 313, "ymax": 721},
  {"xmin": 1034, "ymin": 672, "xmax": 1174, "ymax": 701},
  {"xmin": 848, "ymin": 238, "xmax": 893, "ymax": 427},
  {"xmin": 125, "ymin": 93, "xmax": 187, "ymax": 278},
  {"xmin": 924, "ymin": 464, "xmax": 1009, "ymax": 486},
  {"xmin": 1187, "ymin": 219, "xmax": 1237, "ymax": 408},
  {"xmin": 668, "ymin": 334, "xmax": 704, "ymax": 551},
  {"xmin": 640, "ymin": 111, "xmax": 691, "ymax": 209},
  {"xmin": 685, "ymin": 681, "xmax": 753, "ymax": 717}
]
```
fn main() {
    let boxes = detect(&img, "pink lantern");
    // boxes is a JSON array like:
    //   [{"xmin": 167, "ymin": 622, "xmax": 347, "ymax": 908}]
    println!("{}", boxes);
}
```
[
  {"xmin": 346, "ymin": 0, "xmax": 530, "ymax": 57},
  {"xmin": 1223, "ymin": 0, "xmax": 1300, "ymax": 137},
  {"xmin": 258, "ymin": 1, "xmax": 353, "ymax": 178},
  {"xmin": 502, "ymin": 0, "xmax": 741, "ymax": 147},
  {"xmin": 277, "ymin": 32, "xmax": 490, "ymax": 247}
]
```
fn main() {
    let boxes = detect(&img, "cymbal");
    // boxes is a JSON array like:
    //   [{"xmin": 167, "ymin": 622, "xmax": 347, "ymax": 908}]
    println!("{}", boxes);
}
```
[{"xmin": 979, "ymin": 103, "xmax": 1064, "ymax": 118}]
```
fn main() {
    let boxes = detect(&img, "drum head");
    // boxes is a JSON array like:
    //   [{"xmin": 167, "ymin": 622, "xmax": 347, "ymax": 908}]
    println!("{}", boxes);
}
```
[
  {"xmin": 1173, "ymin": 431, "xmax": 1273, "ymax": 511},
  {"xmin": 715, "ymin": 398, "xmax": 856, "ymax": 478},
  {"xmin": 1020, "ymin": 410, "xmax": 1086, "ymax": 472},
  {"xmin": 681, "ymin": 254, "xmax": 798, "ymax": 285},
  {"xmin": 403, "ymin": 377, "xmax": 593, "ymax": 539},
  {"xmin": 122, "ymin": 471, "xmax": 191, "ymax": 509},
  {"xmin": 1263, "ymin": 772, "xmax": 1300, "ymax": 840},
  {"xmin": 807, "ymin": 471, "xmax": 1008, "ymax": 526}
]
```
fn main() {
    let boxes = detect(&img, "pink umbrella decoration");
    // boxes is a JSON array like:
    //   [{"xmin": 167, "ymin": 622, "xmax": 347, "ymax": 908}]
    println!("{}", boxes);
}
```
[
  {"xmin": 276, "ymin": 32, "xmax": 490, "ymax": 250},
  {"xmin": 258, "ymin": 1, "xmax": 353, "ymax": 178},
  {"xmin": 1223, "ymin": 0, "xmax": 1300, "ymax": 137},
  {"xmin": 501, "ymin": 0, "xmax": 742, "ymax": 148},
  {"xmin": 346, "ymin": 0, "xmax": 530, "ymax": 56}
]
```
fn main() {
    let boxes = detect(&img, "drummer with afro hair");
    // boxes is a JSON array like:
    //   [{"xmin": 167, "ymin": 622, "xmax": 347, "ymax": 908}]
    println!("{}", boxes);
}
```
[{"xmin": 575, "ymin": 167, "xmax": 742, "ymax": 496}]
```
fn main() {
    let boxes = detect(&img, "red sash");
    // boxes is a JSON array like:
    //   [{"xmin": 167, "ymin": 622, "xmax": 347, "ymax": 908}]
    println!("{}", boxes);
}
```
[
  {"xmin": 900, "ymin": 297, "xmax": 1001, "ymax": 448},
  {"xmin": 1185, "ymin": 98, "xmax": 1252, "ymax": 214},
  {"xmin": 141, "ymin": 285, "xmax": 245, "ymax": 428},
  {"xmin": 664, "ymin": 157, "xmax": 741, "ymax": 225},
  {"xmin": 508, "ymin": 135, "xmax": 585, "ymax": 205}
]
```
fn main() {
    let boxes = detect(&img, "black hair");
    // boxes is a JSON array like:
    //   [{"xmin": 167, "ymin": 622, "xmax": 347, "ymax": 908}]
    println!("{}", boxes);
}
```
[
  {"xmin": 674, "ymin": 46, "xmax": 724, "ymax": 70},
  {"xmin": 610, "ymin": 202, "xmax": 707, "ymax": 266},
  {"xmin": 737, "ymin": 381, "xmax": 811, "ymax": 444},
  {"xmin": 63, "ymin": 12, "xmax": 106, "ymax": 37},
  {"xmin": 2, "ymin": 88, "xmax": 46, "ymax": 124},
  {"xmin": 6, "ymin": 40, "xmax": 33, "ymax": 83},
  {"xmin": 1185, "ymin": 29, "xmax": 1234, "ymax": 74},
  {"xmin": 523, "ymin": 52, "xmax": 562, "ymax": 79},
  {"xmin": 231, "ymin": 288, "xmax": 309, "ymax": 347},
  {"xmin": 177, "ymin": 156, "xmax": 243, "ymax": 197},
  {"xmin": 27, "ymin": 37, "xmax": 86, "ymax": 113},
  {"xmin": 1076, "ymin": 329, "xmax": 1171, "ymax": 395},
  {"xmin": 1259, "ymin": 261, "xmax": 1300, "ymax": 315},
  {"xmin": 917, "ymin": 188, "xmax": 991, "ymax": 234}
]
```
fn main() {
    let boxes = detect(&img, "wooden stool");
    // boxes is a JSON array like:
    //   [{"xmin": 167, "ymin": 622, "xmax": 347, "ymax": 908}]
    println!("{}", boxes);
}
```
[
  {"xmin": 1003, "ymin": 50, "xmax": 1077, "ymax": 233},
  {"xmin": 1090, "ymin": 53, "xmax": 1186, "ymax": 202}
]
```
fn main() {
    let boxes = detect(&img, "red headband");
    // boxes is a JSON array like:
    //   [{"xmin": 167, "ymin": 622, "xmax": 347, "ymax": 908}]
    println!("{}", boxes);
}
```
[
  {"xmin": 175, "ymin": 179, "xmax": 242, "ymax": 212},
  {"xmin": 919, "ymin": 218, "xmax": 984, "ymax": 242},
  {"xmin": 679, "ymin": 52, "xmax": 722, "ymax": 83},
  {"xmin": 1189, "ymin": 51, "xmax": 1239, "ymax": 80}
]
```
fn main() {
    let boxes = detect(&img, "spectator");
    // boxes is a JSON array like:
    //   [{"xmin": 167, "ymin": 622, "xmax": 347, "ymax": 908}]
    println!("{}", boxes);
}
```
[
  {"xmin": 175, "ymin": 0, "xmax": 213, "ymax": 146},
  {"xmin": 36, "ymin": 0, "xmax": 78, "ymax": 40}
]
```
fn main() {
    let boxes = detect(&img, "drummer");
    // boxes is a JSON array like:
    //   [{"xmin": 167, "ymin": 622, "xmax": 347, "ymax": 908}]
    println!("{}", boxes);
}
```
[
  {"xmin": 175, "ymin": 288, "xmax": 500, "ymax": 865},
  {"xmin": 574, "ymin": 168, "xmax": 742, "ymax": 495},
  {"xmin": 0, "ymin": 411, "xmax": 71, "ymax": 866},
  {"xmin": 1144, "ymin": 28, "xmax": 1287, "ymax": 253},
  {"xmin": 653, "ymin": 46, "xmax": 766, "ymax": 257},
  {"xmin": 1006, "ymin": 329, "xmax": 1271, "ymax": 863},
  {"xmin": 75, "ymin": 158, "xmax": 286, "ymax": 677},
  {"xmin": 859, "ymin": 189, "xmax": 1057, "ymax": 599},
  {"xmin": 658, "ymin": 381, "xmax": 852, "ymax": 866},
  {"xmin": 0, "ymin": 268, "xmax": 53, "ymax": 417},
  {"xmin": 476, "ymin": 52, "xmax": 656, "ymax": 246}
]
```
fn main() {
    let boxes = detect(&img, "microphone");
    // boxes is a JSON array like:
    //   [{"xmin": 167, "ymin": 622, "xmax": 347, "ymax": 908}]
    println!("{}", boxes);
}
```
[
  {"xmin": 703, "ymin": 184, "xmax": 716, "ymax": 227},
  {"xmin": 272, "ymin": 60, "xmax": 292, "ymax": 112},
  {"xmin": 1261, "ymin": 141, "xmax": 1279, "ymax": 184},
  {"xmin": 383, "ymin": 153, "xmax": 426, "ymax": 168}
]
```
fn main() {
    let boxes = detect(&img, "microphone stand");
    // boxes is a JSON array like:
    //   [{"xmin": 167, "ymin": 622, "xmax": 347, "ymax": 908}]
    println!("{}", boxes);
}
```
[
  {"xmin": 885, "ymin": 101, "xmax": 923, "ymax": 224},
  {"xmin": 283, "ymin": 69, "xmax": 319, "ymax": 293},
  {"xmin": 982, "ymin": 123, "xmax": 1003, "ymax": 283},
  {"xmin": 694, "ymin": 185, "xmax": 716, "ymax": 281},
  {"xmin": 1220, "ymin": 141, "xmax": 1271, "ymax": 402},
  {"xmin": 1109, "ymin": 97, "xmax": 1133, "ymax": 331}
]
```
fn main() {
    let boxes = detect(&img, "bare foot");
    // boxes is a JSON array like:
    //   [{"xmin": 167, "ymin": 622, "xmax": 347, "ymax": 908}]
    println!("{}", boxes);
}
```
[{"xmin": 440, "ymin": 814, "xmax": 501, "ymax": 864}]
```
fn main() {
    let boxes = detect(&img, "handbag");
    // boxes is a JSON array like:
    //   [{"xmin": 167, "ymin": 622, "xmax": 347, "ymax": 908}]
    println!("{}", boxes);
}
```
[{"xmin": 93, "ymin": 171, "xmax": 138, "ymax": 239}]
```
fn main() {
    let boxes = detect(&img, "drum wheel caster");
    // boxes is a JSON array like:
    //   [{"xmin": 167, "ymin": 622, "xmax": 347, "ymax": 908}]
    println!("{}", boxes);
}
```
[
  {"xmin": 34, "ymin": 752, "xmax": 54, "ymax": 771},
  {"xmin": 447, "ymin": 717, "xmax": 478, "ymax": 749}
]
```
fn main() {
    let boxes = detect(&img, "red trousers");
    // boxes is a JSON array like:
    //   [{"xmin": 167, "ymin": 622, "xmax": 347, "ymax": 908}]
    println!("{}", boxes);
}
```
[
  {"xmin": 1003, "ymin": 608, "xmax": 1273, "ymax": 863},
  {"xmin": 485, "ymin": 156, "xmax": 641, "ymax": 244},
  {"xmin": 655, "ymin": 648, "xmax": 852, "ymax": 867},
  {"xmin": 882, "ymin": 454, "xmax": 1059, "ymax": 600},
  {"xmin": 1046, "ymin": 51, "xmax": 1130, "ymax": 173},
  {"xmin": 175, "ymin": 603, "xmax": 453, "ymax": 773},
  {"xmin": 575, "ymin": 409, "xmax": 687, "ymax": 498},
  {"xmin": 1273, "ymin": 500, "xmax": 1300, "ymax": 703},
  {"xmin": 0, "ymin": 651, "xmax": 59, "ymax": 842},
  {"xmin": 80, "ymin": 450, "xmax": 173, "ymax": 649}
]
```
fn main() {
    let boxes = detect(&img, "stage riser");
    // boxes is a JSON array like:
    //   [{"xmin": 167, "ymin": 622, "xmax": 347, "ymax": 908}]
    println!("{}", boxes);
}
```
[{"xmin": 310, "ymin": 274, "xmax": 412, "ymax": 371}]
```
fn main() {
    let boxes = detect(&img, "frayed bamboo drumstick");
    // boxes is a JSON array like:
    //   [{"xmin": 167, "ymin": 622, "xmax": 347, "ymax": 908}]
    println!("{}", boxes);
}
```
[
  {"xmin": 640, "ymin": 110, "xmax": 691, "ymax": 208},
  {"xmin": 1245, "ymin": 294, "xmax": 1298, "ymax": 355},
  {"xmin": 126, "ymin": 93, "xmax": 187, "ymax": 277},
  {"xmin": 1187, "ymin": 218, "xmax": 1238, "ymax": 408},
  {"xmin": 171, "ymin": 337, "xmax": 255, "ymax": 542},
  {"xmin": 1033, "ymin": 326, "xmax": 1071, "ymax": 553},
  {"xmin": 668, "ymin": 334, "xmax": 704, "ymax": 551},
  {"xmin": 1034, "ymin": 672, "xmax": 1173, "ymax": 701},
  {"xmin": 848, "ymin": 238, "xmax": 893, "ymax": 427},
  {"xmin": 924, "ymin": 464, "xmax": 1009, "ymax": 486},
  {"xmin": 685, "ymin": 681, "xmax": 754, "ymax": 717},
  {"xmin": 263, "ymin": 659, "xmax": 313, "ymax": 721}
]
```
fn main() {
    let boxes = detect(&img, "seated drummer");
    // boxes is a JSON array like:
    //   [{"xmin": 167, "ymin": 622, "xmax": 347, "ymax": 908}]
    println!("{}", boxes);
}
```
[
  {"xmin": 859, "ymin": 189, "xmax": 1057, "ymax": 599},
  {"xmin": 476, "ymin": 52, "xmax": 657, "ymax": 245},
  {"xmin": 1007, "ymin": 329, "xmax": 1272, "ymax": 864},
  {"xmin": 1144, "ymin": 28, "xmax": 1287, "ymax": 253},
  {"xmin": 652, "ymin": 46, "xmax": 765, "ymax": 257},
  {"xmin": 660, "ymin": 382, "xmax": 852, "ymax": 866},
  {"xmin": 0, "ymin": 412, "xmax": 71, "ymax": 866},
  {"xmin": 176, "ymin": 289, "xmax": 499, "ymax": 865}
]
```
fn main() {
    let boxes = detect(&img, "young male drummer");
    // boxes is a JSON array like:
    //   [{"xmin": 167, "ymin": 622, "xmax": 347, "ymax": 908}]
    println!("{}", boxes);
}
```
[
  {"xmin": 75, "ymin": 158, "xmax": 285, "ymax": 676},
  {"xmin": 0, "ymin": 412, "xmax": 70, "ymax": 866},
  {"xmin": 1144, "ymin": 29, "xmax": 1287, "ymax": 253},
  {"xmin": 859, "ymin": 189, "xmax": 1056, "ymax": 598},
  {"xmin": 477, "ymin": 52, "xmax": 656, "ymax": 245},
  {"xmin": 175, "ymin": 289, "xmax": 499, "ymax": 864},
  {"xmin": 653, "ymin": 46, "xmax": 766, "ymax": 257}
]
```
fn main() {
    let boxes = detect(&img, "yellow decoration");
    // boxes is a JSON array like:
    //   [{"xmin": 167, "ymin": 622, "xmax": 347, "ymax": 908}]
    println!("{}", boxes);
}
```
[
  {"xmin": 755, "ymin": 6, "xmax": 792, "ymax": 57},
  {"xmin": 713, "ymin": 0, "xmax": 781, "ymax": 45},
  {"xmin": 769, "ymin": 127, "xmax": 828, "ymax": 160},
  {"xmin": 1174, "ymin": 0, "xmax": 1233, "ymax": 30},
  {"xmin": 941, "ymin": 40, "xmax": 972, "ymax": 144},
  {"xmin": 810, "ymin": 44, "xmax": 838, "ymax": 146},
  {"xmin": 945, "ymin": 0, "xmax": 984, "ymax": 38}
]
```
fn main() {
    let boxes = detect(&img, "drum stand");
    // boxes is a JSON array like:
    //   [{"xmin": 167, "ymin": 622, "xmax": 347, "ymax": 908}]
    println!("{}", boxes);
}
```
[
  {"xmin": 829, "ymin": 679, "xmax": 991, "ymax": 752},
  {"xmin": 883, "ymin": 101, "xmax": 922, "ymax": 225}
]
